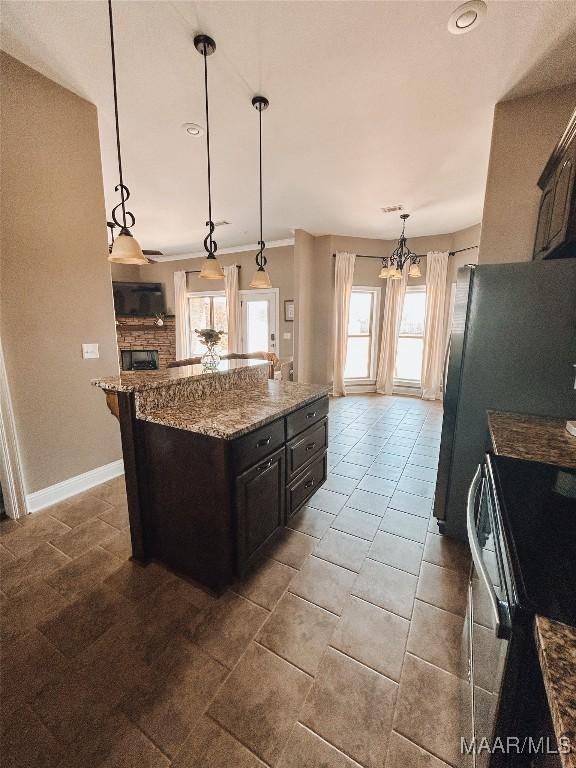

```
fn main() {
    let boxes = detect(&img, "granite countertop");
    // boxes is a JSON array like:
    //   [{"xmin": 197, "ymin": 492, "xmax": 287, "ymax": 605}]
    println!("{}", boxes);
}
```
[
  {"xmin": 534, "ymin": 616, "xmax": 576, "ymax": 768},
  {"xmin": 488, "ymin": 411, "xmax": 576, "ymax": 469},
  {"xmin": 92, "ymin": 358, "xmax": 267, "ymax": 393},
  {"xmin": 138, "ymin": 380, "xmax": 330, "ymax": 439}
]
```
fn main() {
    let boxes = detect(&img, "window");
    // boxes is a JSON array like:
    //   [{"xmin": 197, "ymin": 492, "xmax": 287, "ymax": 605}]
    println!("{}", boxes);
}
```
[
  {"xmin": 395, "ymin": 286, "xmax": 427, "ymax": 385},
  {"xmin": 344, "ymin": 288, "xmax": 380, "ymax": 382},
  {"xmin": 188, "ymin": 293, "xmax": 228, "ymax": 355}
]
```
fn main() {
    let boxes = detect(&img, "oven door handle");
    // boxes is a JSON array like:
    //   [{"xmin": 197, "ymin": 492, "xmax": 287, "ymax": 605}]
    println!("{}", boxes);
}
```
[{"xmin": 466, "ymin": 464, "xmax": 510, "ymax": 640}]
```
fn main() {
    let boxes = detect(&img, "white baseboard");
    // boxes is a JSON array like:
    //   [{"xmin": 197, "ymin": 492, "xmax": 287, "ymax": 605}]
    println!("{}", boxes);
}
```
[{"xmin": 25, "ymin": 459, "xmax": 124, "ymax": 513}]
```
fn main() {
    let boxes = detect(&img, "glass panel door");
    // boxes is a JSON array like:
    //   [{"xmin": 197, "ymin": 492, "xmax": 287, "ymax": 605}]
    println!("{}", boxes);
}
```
[{"xmin": 241, "ymin": 291, "xmax": 277, "ymax": 353}]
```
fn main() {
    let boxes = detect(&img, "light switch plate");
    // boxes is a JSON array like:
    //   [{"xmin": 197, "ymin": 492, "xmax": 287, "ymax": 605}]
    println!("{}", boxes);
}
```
[
  {"xmin": 82, "ymin": 343, "xmax": 99, "ymax": 359},
  {"xmin": 283, "ymin": 332, "xmax": 291, "ymax": 340}
]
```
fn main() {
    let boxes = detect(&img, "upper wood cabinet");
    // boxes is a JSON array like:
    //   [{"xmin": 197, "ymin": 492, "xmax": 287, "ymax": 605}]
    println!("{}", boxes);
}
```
[{"xmin": 533, "ymin": 108, "xmax": 576, "ymax": 261}]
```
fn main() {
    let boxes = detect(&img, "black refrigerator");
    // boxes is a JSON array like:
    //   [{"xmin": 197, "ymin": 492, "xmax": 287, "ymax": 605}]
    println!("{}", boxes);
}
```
[{"xmin": 434, "ymin": 259, "xmax": 576, "ymax": 541}]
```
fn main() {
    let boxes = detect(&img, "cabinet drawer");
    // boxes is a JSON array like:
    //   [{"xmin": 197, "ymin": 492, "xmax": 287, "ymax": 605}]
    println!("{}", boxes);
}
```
[
  {"xmin": 286, "ymin": 452, "xmax": 327, "ymax": 519},
  {"xmin": 232, "ymin": 417, "xmax": 285, "ymax": 474},
  {"xmin": 286, "ymin": 396, "xmax": 329, "ymax": 440},
  {"xmin": 286, "ymin": 418, "xmax": 328, "ymax": 481}
]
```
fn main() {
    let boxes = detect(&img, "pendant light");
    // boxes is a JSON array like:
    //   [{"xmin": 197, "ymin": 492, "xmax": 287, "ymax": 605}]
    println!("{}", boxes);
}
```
[
  {"xmin": 195, "ymin": 35, "xmax": 224, "ymax": 280},
  {"xmin": 379, "ymin": 213, "xmax": 421, "ymax": 280},
  {"xmin": 106, "ymin": 0, "xmax": 147, "ymax": 265},
  {"xmin": 249, "ymin": 95, "xmax": 272, "ymax": 289}
]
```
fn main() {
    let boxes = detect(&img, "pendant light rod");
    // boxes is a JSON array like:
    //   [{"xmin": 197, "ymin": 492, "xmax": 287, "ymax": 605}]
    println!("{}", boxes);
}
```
[
  {"xmin": 194, "ymin": 35, "xmax": 217, "ymax": 259},
  {"xmin": 252, "ymin": 95, "xmax": 269, "ymax": 269}
]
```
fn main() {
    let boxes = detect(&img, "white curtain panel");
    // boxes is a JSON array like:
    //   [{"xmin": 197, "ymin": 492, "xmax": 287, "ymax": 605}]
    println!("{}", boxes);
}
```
[
  {"xmin": 421, "ymin": 251, "xmax": 449, "ymax": 400},
  {"xmin": 332, "ymin": 252, "xmax": 356, "ymax": 397},
  {"xmin": 375, "ymin": 268, "xmax": 408, "ymax": 395},
  {"xmin": 174, "ymin": 270, "xmax": 190, "ymax": 360},
  {"xmin": 224, "ymin": 264, "xmax": 242, "ymax": 353}
]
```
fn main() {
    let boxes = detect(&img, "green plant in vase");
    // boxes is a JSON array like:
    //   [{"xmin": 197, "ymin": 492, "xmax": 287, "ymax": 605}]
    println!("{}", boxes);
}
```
[{"xmin": 195, "ymin": 328, "xmax": 224, "ymax": 370}]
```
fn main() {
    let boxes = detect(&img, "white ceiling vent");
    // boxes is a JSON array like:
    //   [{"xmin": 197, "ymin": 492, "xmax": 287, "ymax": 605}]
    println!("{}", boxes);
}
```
[
  {"xmin": 214, "ymin": 220, "xmax": 231, "ymax": 227},
  {"xmin": 381, "ymin": 205, "xmax": 404, "ymax": 214}
]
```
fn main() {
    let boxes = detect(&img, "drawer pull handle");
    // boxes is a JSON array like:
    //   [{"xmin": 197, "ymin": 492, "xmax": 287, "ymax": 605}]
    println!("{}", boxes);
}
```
[
  {"xmin": 258, "ymin": 460, "xmax": 272, "ymax": 472},
  {"xmin": 304, "ymin": 479, "xmax": 315, "ymax": 489},
  {"xmin": 256, "ymin": 437, "xmax": 271, "ymax": 448},
  {"xmin": 306, "ymin": 411, "xmax": 317, "ymax": 419},
  {"xmin": 305, "ymin": 442, "xmax": 317, "ymax": 452}
]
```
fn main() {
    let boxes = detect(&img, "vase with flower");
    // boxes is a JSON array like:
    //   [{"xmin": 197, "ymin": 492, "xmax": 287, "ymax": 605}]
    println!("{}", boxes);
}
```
[{"xmin": 195, "ymin": 328, "xmax": 224, "ymax": 370}]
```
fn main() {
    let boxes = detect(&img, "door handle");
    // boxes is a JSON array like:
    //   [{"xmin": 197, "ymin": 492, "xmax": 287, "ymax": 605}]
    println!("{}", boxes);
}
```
[
  {"xmin": 256, "ymin": 437, "xmax": 271, "ymax": 448},
  {"xmin": 257, "ymin": 459, "xmax": 272, "ymax": 472},
  {"xmin": 466, "ymin": 465, "xmax": 510, "ymax": 640},
  {"xmin": 305, "ymin": 442, "xmax": 316, "ymax": 452},
  {"xmin": 306, "ymin": 411, "xmax": 317, "ymax": 419}
]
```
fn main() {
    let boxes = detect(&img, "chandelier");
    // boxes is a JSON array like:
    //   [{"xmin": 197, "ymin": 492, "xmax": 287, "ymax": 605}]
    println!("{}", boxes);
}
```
[{"xmin": 379, "ymin": 213, "xmax": 421, "ymax": 280}]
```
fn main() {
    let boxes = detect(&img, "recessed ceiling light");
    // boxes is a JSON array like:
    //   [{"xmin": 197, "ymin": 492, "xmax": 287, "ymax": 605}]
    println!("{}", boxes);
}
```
[
  {"xmin": 381, "ymin": 205, "xmax": 404, "ymax": 214},
  {"xmin": 182, "ymin": 122, "xmax": 204, "ymax": 136},
  {"xmin": 448, "ymin": 0, "xmax": 486, "ymax": 34}
]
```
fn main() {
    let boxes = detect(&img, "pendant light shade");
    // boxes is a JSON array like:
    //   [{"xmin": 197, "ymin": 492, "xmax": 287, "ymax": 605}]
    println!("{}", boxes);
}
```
[
  {"xmin": 108, "ymin": 228, "xmax": 147, "ymax": 265},
  {"xmin": 389, "ymin": 265, "xmax": 403, "ymax": 280},
  {"xmin": 378, "ymin": 266, "xmax": 389, "ymax": 279},
  {"xmin": 250, "ymin": 266, "xmax": 272, "ymax": 289},
  {"xmin": 199, "ymin": 257, "xmax": 225, "ymax": 279},
  {"xmin": 106, "ymin": 0, "xmax": 147, "ymax": 265},
  {"xmin": 408, "ymin": 261, "xmax": 422, "ymax": 278},
  {"xmin": 195, "ymin": 34, "xmax": 224, "ymax": 280},
  {"xmin": 250, "ymin": 95, "xmax": 271, "ymax": 289}
]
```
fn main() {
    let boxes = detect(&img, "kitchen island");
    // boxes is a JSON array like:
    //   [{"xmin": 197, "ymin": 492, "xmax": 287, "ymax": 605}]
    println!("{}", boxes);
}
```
[{"xmin": 93, "ymin": 359, "xmax": 329, "ymax": 592}]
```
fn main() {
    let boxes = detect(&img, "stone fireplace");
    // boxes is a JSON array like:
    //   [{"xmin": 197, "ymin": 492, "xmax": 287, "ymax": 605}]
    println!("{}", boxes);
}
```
[{"xmin": 115, "ymin": 315, "xmax": 176, "ymax": 370}]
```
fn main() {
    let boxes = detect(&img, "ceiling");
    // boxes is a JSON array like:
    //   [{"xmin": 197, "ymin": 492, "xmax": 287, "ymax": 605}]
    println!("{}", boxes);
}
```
[{"xmin": 2, "ymin": 1, "xmax": 576, "ymax": 255}]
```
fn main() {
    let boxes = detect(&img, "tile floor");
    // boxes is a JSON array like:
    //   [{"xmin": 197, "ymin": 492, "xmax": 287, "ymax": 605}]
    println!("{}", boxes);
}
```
[{"xmin": 0, "ymin": 394, "xmax": 472, "ymax": 768}]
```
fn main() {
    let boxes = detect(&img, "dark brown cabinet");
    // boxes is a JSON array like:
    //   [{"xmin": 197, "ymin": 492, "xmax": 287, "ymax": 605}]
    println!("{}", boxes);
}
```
[
  {"xmin": 533, "ymin": 109, "xmax": 576, "ymax": 260},
  {"xmin": 133, "ymin": 395, "xmax": 329, "ymax": 592}
]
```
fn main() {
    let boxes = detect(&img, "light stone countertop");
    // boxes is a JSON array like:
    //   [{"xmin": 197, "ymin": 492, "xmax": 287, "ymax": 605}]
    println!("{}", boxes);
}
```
[
  {"xmin": 92, "ymin": 358, "xmax": 266, "ymax": 393},
  {"xmin": 138, "ymin": 379, "xmax": 330, "ymax": 439}
]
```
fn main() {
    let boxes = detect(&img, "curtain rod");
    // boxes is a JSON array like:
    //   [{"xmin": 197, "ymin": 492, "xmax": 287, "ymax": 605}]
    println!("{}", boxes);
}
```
[
  {"xmin": 331, "ymin": 244, "xmax": 479, "ymax": 260},
  {"xmin": 186, "ymin": 264, "xmax": 242, "ymax": 275}
]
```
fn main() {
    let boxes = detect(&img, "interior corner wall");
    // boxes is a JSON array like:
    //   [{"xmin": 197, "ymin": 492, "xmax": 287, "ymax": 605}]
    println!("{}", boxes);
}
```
[
  {"xmin": 0, "ymin": 53, "xmax": 121, "ymax": 495},
  {"xmin": 478, "ymin": 82, "xmax": 576, "ymax": 264}
]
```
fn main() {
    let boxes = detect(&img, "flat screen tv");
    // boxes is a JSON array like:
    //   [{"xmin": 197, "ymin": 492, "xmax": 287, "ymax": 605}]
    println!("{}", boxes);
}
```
[{"xmin": 112, "ymin": 282, "xmax": 166, "ymax": 316}]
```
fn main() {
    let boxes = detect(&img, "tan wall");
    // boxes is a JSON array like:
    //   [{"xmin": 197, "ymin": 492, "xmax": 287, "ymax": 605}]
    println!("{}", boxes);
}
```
[
  {"xmin": 0, "ymin": 53, "xmax": 121, "ymax": 495},
  {"xmin": 479, "ymin": 82, "xmax": 576, "ymax": 264},
  {"xmin": 118, "ymin": 245, "xmax": 294, "ymax": 359}
]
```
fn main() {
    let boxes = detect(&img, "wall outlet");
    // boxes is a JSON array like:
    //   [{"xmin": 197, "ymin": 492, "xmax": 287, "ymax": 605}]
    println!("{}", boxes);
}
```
[
  {"xmin": 283, "ymin": 332, "xmax": 291, "ymax": 340},
  {"xmin": 82, "ymin": 343, "xmax": 99, "ymax": 359}
]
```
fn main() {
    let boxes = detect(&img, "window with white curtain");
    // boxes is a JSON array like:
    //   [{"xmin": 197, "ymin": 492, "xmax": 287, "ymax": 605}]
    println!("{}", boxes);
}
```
[
  {"xmin": 394, "ymin": 286, "xmax": 427, "ymax": 385},
  {"xmin": 344, "ymin": 287, "xmax": 380, "ymax": 382},
  {"xmin": 188, "ymin": 292, "xmax": 228, "ymax": 355}
]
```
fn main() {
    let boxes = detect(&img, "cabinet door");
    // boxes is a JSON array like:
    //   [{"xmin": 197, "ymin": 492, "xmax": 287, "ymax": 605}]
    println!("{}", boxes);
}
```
[
  {"xmin": 236, "ymin": 447, "xmax": 285, "ymax": 571},
  {"xmin": 533, "ymin": 186, "xmax": 554, "ymax": 259}
]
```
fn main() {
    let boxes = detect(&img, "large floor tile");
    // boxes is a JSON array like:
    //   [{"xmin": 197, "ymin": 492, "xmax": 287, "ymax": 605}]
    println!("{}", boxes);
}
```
[
  {"xmin": 104, "ymin": 560, "xmax": 173, "ymax": 602},
  {"xmin": 0, "ymin": 580, "xmax": 68, "ymax": 641},
  {"xmin": 49, "ymin": 496, "xmax": 113, "ymax": 529},
  {"xmin": 192, "ymin": 591, "xmax": 268, "ymax": 669},
  {"xmin": 388, "ymin": 490, "xmax": 432, "ymax": 518},
  {"xmin": 396, "ymin": 476, "xmax": 436, "ymax": 499},
  {"xmin": 1, "ymin": 514, "xmax": 70, "ymax": 558},
  {"xmin": 172, "ymin": 716, "xmax": 265, "ymax": 768},
  {"xmin": 278, "ymin": 723, "xmax": 360, "ymax": 768},
  {"xmin": 372, "ymin": 452, "xmax": 407, "ymax": 469},
  {"xmin": 331, "ymin": 596, "xmax": 409, "ymax": 681},
  {"xmin": 209, "ymin": 643, "xmax": 312, "ymax": 766},
  {"xmin": 394, "ymin": 654, "xmax": 471, "ymax": 767},
  {"xmin": 1, "ymin": 542, "xmax": 70, "ymax": 597},
  {"xmin": 330, "ymin": 461, "xmax": 367, "ymax": 480},
  {"xmin": 289, "ymin": 556, "xmax": 356, "ymax": 615},
  {"xmin": 416, "ymin": 561, "xmax": 468, "ymax": 617},
  {"xmin": 332, "ymin": 507, "xmax": 381, "ymax": 541},
  {"xmin": 366, "ymin": 463, "xmax": 403, "ymax": 482},
  {"xmin": 46, "ymin": 546, "xmax": 121, "ymax": 601},
  {"xmin": 313, "ymin": 529, "xmax": 370, "ymax": 573},
  {"xmin": 386, "ymin": 731, "xmax": 452, "ymax": 768},
  {"xmin": 306, "ymin": 488, "xmax": 349, "ymax": 515},
  {"xmin": 347, "ymin": 488, "xmax": 389, "ymax": 516},
  {"xmin": 257, "ymin": 592, "xmax": 338, "ymax": 675},
  {"xmin": 1, "ymin": 705, "xmax": 64, "ymax": 768},
  {"xmin": 301, "ymin": 648, "xmax": 397, "ymax": 768},
  {"xmin": 287, "ymin": 507, "xmax": 335, "ymax": 538},
  {"xmin": 407, "ymin": 600, "xmax": 467, "ymax": 678},
  {"xmin": 234, "ymin": 558, "xmax": 297, "ymax": 611},
  {"xmin": 51, "ymin": 517, "xmax": 118, "ymax": 559},
  {"xmin": 121, "ymin": 635, "xmax": 227, "ymax": 757},
  {"xmin": 402, "ymin": 463, "xmax": 437, "ymax": 483},
  {"xmin": 267, "ymin": 528, "xmax": 317, "ymax": 569},
  {"xmin": 408, "ymin": 453, "xmax": 439, "ymax": 470},
  {"xmin": 379, "ymin": 508, "xmax": 428, "ymax": 544},
  {"xmin": 323, "ymin": 473, "xmax": 360, "ymax": 495},
  {"xmin": 352, "ymin": 559, "xmax": 417, "ymax": 619},
  {"xmin": 357, "ymin": 474, "xmax": 397, "ymax": 497},
  {"xmin": 423, "ymin": 532, "xmax": 470, "ymax": 573},
  {"xmin": 369, "ymin": 532, "xmax": 423, "ymax": 576}
]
